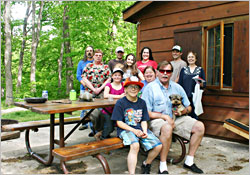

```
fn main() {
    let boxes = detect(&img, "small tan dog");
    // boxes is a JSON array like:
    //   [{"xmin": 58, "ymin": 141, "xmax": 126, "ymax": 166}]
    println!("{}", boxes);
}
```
[{"xmin": 169, "ymin": 94, "xmax": 186, "ymax": 121}]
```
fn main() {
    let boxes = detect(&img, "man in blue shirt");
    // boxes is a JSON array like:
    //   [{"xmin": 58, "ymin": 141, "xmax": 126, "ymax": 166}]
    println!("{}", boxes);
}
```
[
  {"xmin": 76, "ymin": 46, "xmax": 94, "ymax": 131},
  {"xmin": 142, "ymin": 61, "xmax": 205, "ymax": 174}
]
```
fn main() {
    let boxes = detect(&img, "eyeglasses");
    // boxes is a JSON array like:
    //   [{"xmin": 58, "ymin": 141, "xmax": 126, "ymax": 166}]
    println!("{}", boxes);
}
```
[
  {"xmin": 95, "ymin": 54, "xmax": 102, "ymax": 57},
  {"xmin": 158, "ymin": 69, "xmax": 173, "ymax": 74},
  {"xmin": 127, "ymin": 85, "xmax": 140, "ymax": 90}
]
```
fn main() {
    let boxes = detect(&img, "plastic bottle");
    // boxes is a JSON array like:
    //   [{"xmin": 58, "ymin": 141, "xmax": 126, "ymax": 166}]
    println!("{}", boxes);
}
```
[
  {"xmin": 70, "ymin": 90, "xmax": 77, "ymax": 101},
  {"xmin": 42, "ymin": 90, "xmax": 48, "ymax": 100}
]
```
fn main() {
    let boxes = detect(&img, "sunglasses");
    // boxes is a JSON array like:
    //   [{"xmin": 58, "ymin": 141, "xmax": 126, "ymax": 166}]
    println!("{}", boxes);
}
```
[{"xmin": 158, "ymin": 69, "xmax": 173, "ymax": 74}]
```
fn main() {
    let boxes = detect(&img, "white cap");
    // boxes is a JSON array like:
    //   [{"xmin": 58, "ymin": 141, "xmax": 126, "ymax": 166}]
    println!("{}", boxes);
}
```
[
  {"xmin": 172, "ymin": 45, "xmax": 182, "ymax": 52},
  {"xmin": 115, "ymin": 46, "xmax": 124, "ymax": 53},
  {"xmin": 112, "ymin": 67, "xmax": 124, "ymax": 75}
]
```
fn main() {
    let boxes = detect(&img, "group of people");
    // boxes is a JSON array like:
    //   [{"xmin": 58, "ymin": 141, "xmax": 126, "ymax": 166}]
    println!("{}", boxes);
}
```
[{"xmin": 76, "ymin": 45, "xmax": 206, "ymax": 174}]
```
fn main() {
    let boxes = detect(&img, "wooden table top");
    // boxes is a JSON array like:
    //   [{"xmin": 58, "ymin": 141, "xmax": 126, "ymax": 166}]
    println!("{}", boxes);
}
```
[{"xmin": 14, "ymin": 99, "xmax": 117, "ymax": 114}]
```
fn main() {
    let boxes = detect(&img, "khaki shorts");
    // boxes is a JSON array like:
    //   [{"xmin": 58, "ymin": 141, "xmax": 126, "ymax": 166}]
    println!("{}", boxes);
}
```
[{"xmin": 149, "ymin": 116, "xmax": 197, "ymax": 140}]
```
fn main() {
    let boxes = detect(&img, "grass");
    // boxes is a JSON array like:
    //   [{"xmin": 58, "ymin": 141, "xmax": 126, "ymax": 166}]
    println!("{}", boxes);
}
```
[
  {"xmin": 1, "ymin": 102, "xmax": 16, "ymax": 110},
  {"xmin": 2, "ymin": 110, "xmax": 82, "ymax": 122},
  {"xmin": 1, "ymin": 98, "xmax": 23, "ymax": 110}
]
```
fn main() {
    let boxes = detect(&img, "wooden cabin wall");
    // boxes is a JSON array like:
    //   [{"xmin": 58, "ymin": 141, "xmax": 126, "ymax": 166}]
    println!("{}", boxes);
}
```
[
  {"xmin": 200, "ymin": 93, "xmax": 249, "ymax": 143},
  {"xmin": 132, "ymin": 1, "xmax": 249, "ymax": 142},
  {"xmin": 136, "ymin": 1, "xmax": 248, "ymax": 61}
]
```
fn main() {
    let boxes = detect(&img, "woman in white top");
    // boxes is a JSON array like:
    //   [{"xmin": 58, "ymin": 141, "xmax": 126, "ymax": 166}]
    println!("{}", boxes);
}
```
[{"xmin": 122, "ymin": 53, "xmax": 144, "ymax": 81}]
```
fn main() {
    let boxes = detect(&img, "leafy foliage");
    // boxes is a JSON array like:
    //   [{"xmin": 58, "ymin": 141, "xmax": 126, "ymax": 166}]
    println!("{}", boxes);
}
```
[{"xmin": 1, "ymin": 1, "xmax": 136, "ymax": 104}]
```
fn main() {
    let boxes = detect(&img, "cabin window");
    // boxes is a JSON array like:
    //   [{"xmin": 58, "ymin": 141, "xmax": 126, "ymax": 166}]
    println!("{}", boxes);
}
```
[{"xmin": 204, "ymin": 21, "xmax": 233, "ymax": 89}]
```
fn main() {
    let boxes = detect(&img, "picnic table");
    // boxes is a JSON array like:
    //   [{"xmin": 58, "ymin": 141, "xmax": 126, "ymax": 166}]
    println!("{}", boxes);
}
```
[
  {"xmin": 14, "ymin": 98, "xmax": 122, "ymax": 174},
  {"xmin": 12, "ymin": 98, "xmax": 186, "ymax": 174}
]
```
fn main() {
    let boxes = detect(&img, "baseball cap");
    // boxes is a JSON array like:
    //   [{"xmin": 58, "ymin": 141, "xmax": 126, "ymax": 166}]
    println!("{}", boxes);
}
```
[
  {"xmin": 115, "ymin": 46, "xmax": 124, "ymax": 53},
  {"xmin": 123, "ymin": 76, "xmax": 144, "ymax": 89},
  {"xmin": 172, "ymin": 45, "xmax": 182, "ymax": 52},
  {"xmin": 112, "ymin": 67, "xmax": 124, "ymax": 75}
]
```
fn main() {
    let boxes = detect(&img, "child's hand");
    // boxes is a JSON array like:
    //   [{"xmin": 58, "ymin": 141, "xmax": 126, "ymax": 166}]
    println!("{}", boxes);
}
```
[
  {"xmin": 133, "ymin": 129, "xmax": 144, "ymax": 137},
  {"xmin": 141, "ymin": 131, "xmax": 148, "ymax": 138}
]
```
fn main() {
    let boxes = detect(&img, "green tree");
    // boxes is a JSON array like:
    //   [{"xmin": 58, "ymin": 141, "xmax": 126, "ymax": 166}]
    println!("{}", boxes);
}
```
[{"xmin": 1, "ymin": 1, "xmax": 136, "ymax": 103}]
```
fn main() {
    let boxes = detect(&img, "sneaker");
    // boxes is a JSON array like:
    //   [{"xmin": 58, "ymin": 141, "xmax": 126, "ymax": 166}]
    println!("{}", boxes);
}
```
[
  {"xmin": 79, "ymin": 125, "xmax": 88, "ymax": 130},
  {"xmin": 141, "ymin": 163, "xmax": 151, "ymax": 174},
  {"xmin": 183, "ymin": 163, "xmax": 203, "ymax": 174},
  {"xmin": 158, "ymin": 169, "xmax": 169, "ymax": 174},
  {"xmin": 88, "ymin": 132, "xmax": 94, "ymax": 137},
  {"xmin": 94, "ymin": 131, "xmax": 102, "ymax": 141}
]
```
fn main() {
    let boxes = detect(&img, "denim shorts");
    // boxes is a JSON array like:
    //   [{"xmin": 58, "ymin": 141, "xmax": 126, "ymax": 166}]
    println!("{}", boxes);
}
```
[{"xmin": 119, "ymin": 129, "xmax": 162, "ymax": 151}]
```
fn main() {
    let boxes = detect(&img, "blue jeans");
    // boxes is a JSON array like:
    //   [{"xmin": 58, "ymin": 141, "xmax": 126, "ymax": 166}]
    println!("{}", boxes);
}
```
[
  {"xmin": 80, "ymin": 90, "xmax": 94, "ymax": 132},
  {"xmin": 101, "ymin": 114, "xmax": 114, "ymax": 138},
  {"xmin": 80, "ymin": 109, "xmax": 94, "ymax": 132}
]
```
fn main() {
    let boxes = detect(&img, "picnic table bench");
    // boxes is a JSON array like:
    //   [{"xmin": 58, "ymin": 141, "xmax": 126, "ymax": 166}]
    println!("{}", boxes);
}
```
[
  {"xmin": 1, "ymin": 116, "xmax": 82, "ymax": 132},
  {"xmin": 53, "ymin": 137, "xmax": 124, "ymax": 174}
]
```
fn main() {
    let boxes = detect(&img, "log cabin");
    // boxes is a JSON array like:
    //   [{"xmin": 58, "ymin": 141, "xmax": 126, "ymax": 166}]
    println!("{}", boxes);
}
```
[{"xmin": 123, "ymin": 1, "xmax": 249, "ymax": 143}]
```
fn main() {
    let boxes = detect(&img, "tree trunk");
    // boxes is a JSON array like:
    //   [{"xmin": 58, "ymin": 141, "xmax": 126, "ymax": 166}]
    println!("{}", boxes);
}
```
[
  {"xmin": 58, "ymin": 41, "xmax": 64, "ymax": 94},
  {"xmin": 63, "ymin": 5, "xmax": 73, "ymax": 94},
  {"xmin": 4, "ymin": 1, "xmax": 13, "ymax": 105},
  {"xmin": 30, "ymin": 2, "xmax": 36, "ymax": 93},
  {"xmin": 17, "ymin": 2, "xmax": 31, "ymax": 92},
  {"xmin": 30, "ymin": 1, "xmax": 44, "ymax": 93},
  {"xmin": 36, "ymin": 2, "xmax": 43, "ymax": 44}
]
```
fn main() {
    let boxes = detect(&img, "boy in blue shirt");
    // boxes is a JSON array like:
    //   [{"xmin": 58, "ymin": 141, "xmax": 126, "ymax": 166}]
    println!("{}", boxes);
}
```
[{"xmin": 111, "ymin": 76, "xmax": 162, "ymax": 174}]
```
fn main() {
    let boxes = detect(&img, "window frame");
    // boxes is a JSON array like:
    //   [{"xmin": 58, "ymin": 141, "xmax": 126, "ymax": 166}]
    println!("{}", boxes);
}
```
[{"xmin": 204, "ymin": 21, "xmax": 227, "ymax": 90}]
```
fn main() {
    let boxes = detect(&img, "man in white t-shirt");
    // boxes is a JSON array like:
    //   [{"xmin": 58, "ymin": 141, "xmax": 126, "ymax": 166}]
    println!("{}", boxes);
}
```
[{"xmin": 170, "ymin": 45, "xmax": 187, "ymax": 82}]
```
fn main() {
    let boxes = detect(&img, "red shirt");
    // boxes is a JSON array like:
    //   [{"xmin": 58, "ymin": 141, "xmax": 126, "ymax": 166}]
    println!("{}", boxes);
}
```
[{"xmin": 136, "ymin": 60, "xmax": 158, "ymax": 73}]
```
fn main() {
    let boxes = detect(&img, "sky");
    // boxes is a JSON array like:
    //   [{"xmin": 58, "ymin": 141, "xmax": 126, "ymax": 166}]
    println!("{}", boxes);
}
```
[
  {"xmin": 10, "ymin": 2, "xmax": 52, "ymax": 35},
  {"xmin": 11, "ymin": 3, "xmax": 26, "ymax": 20}
]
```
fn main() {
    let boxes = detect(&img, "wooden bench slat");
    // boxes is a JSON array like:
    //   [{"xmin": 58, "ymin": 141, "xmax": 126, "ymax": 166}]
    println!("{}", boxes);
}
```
[
  {"xmin": 1, "ymin": 131, "xmax": 21, "ymax": 141},
  {"xmin": 1, "ymin": 116, "xmax": 81, "ymax": 132},
  {"xmin": 52, "ymin": 137, "xmax": 124, "ymax": 161}
]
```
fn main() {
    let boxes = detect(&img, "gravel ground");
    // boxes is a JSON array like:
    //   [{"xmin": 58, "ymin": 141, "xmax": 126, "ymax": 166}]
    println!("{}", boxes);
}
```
[{"xmin": 1, "ymin": 124, "xmax": 249, "ymax": 174}]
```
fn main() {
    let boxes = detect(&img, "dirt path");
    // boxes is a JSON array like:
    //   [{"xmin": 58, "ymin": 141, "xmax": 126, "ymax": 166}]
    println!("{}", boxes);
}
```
[{"xmin": 1, "ymin": 107, "xmax": 28, "ymax": 114}]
